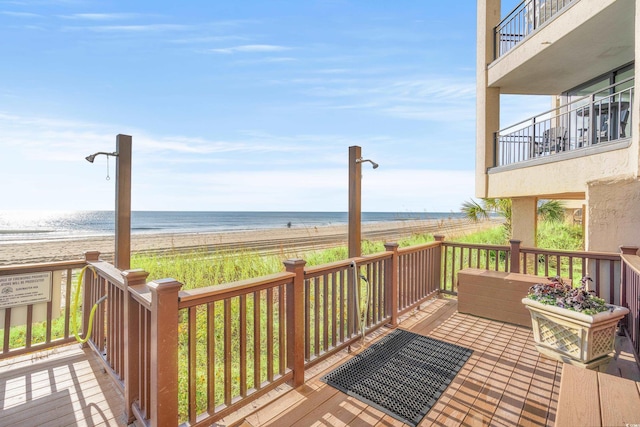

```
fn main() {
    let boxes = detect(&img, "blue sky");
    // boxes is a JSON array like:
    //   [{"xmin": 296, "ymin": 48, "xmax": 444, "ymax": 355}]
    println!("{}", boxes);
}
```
[{"xmin": 0, "ymin": 0, "xmax": 544, "ymax": 212}]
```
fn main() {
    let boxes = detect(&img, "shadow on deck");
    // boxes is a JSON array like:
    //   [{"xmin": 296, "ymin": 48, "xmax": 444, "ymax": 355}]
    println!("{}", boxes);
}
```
[
  {"xmin": 0, "ymin": 344, "xmax": 127, "ymax": 427},
  {"xmin": 224, "ymin": 298, "xmax": 640, "ymax": 427}
]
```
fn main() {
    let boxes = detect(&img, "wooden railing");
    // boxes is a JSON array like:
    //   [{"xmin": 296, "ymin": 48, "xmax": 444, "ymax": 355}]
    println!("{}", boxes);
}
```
[
  {"xmin": 621, "ymin": 247, "xmax": 640, "ymax": 356},
  {"xmin": 396, "ymin": 241, "xmax": 441, "ymax": 316},
  {"xmin": 441, "ymin": 240, "xmax": 511, "ymax": 294},
  {"xmin": 3, "ymin": 237, "xmax": 639, "ymax": 427},
  {"xmin": 441, "ymin": 239, "xmax": 622, "ymax": 302},
  {"xmin": 84, "ymin": 251, "xmax": 132, "ymax": 393},
  {"xmin": 0, "ymin": 259, "xmax": 85, "ymax": 359},
  {"xmin": 172, "ymin": 269, "xmax": 296, "ymax": 426},
  {"xmin": 518, "ymin": 244, "xmax": 622, "ymax": 304}
]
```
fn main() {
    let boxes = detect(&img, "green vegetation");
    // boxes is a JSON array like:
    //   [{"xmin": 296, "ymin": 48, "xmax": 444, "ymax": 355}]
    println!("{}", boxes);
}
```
[
  {"xmin": 131, "ymin": 233, "xmax": 436, "ymax": 286},
  {"xmin": 461, "ymin": 198, "xmax": 565, "ymax": 240},
  {"xmin": 537, "ymin": 221, "xmax": 583, "ymax": 251},
  {"xmin": 450, "ymin": 226, "xmax": 507, "ymax": 246},
  {"xmin": 131, "ymin": 249, "xmax": 284, "ymax": 290},
  {"xmin": 0, "ymin": 310, "xmax": 79, "ymax": 349},
  {"xmin": 450, "ymin": 219, "xmax": 583, "ymax": 252}
]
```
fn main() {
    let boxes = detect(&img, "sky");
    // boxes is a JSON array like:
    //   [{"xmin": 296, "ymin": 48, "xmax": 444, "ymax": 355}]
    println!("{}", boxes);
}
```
[{"xmin": 0, "ymin": 0, "xmax": 545, "ymax": 213}]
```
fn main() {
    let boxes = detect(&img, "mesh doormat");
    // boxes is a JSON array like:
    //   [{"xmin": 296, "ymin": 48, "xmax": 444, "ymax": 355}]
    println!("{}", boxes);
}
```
[{"xmin": 321, "ymin": 329, "xmax": 472, "ymax": 427}]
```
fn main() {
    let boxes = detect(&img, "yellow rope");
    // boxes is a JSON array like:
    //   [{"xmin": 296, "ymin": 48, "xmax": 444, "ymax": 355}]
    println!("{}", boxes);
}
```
[{"xmin": 71, "ymin": 265, "xmax": 105, "ymax": 344}]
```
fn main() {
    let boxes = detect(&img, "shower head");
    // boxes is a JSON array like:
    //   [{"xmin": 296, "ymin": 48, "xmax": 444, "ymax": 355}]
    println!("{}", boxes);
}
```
[
  {"xmin": 356, "ymin": 157, "xmax": 379, "ymax": 169},
  {"xmin": 85, "ymin": 151, "xmax": 118, "ymax": 163}
]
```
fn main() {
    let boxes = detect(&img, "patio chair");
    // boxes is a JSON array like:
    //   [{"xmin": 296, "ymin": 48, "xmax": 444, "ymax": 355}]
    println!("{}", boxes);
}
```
[
  {"xmin": 553, "ymin": 127, "xmax": 568, "ymax": 152},
  {"xmin": 620, "ymin": 108, "xmax": 630, "ymax": 138},
  {"xmin": 535, "ymin": 129, "xmax": 552, "ymax": 155},
  {"xmin": 597, "ymin": 114, "xmax": 609, "ymax": 142}
]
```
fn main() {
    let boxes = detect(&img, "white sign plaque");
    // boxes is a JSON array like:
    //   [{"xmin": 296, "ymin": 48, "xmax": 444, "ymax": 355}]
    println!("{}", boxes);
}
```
[{"xmin": 0, "ymin": 272, "xmax": 52, "ymax": 309}]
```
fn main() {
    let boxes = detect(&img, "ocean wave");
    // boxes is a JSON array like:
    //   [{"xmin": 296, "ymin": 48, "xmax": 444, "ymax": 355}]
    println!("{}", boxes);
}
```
[{"xmin": 0, "ymin": 229, "xmax": 53, "ymax": 234}]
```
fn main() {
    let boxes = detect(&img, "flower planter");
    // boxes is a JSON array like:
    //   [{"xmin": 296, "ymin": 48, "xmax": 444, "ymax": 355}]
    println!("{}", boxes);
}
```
[{"xmin": 522, "ymin": 298, "xmax": 629, "ymax": 370}]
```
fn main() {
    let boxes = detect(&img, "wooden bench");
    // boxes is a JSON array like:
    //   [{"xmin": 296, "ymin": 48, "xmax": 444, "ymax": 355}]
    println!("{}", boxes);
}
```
[
  {"xmin": 556, "ymin": 363, "xmax": 640, "ymax": 426},
  {"xmin": 457, "ymin": 268, "xmax": 545, "ymax": 328}
]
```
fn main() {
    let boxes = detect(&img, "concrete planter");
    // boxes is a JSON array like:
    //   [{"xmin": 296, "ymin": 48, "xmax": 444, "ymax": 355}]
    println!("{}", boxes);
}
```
[{"xmin": 522, "ymin": 298, "xmax": 629, "ymax": 370}]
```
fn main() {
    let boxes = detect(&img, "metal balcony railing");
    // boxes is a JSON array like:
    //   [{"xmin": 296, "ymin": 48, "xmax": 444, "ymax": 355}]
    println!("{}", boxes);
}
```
[
  {"xmin": 495, "ymin": 0, "xmax": 574, "ymax": 59},
  {"xmin": 495, "ymin": 78, "xmax": 634, "ymax": 167}
]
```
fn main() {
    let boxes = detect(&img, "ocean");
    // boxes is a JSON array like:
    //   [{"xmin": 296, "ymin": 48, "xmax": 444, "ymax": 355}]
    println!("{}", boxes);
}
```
[{"xmin": 0, "ymin": 211, "xmax": 464, "ymax": 243}]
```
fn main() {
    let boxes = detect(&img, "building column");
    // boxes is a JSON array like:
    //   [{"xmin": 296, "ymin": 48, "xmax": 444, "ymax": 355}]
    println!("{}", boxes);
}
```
[
  {"xmin": 635, "ymin": 0, "xmax": 640, "ymax": 177},
  {"xmin": 511, "ymin": 197, "xmax": 537, "ymax": 248},
  {"xmin": 476, "ymin": 0, "xmax": 501, "ymax": 198}
]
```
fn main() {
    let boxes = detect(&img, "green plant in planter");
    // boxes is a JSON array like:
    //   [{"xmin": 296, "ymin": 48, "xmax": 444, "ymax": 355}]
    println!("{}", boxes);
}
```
[{"xmin": 526, "ymin": 276, "xmax": 609, "ymax": 315}]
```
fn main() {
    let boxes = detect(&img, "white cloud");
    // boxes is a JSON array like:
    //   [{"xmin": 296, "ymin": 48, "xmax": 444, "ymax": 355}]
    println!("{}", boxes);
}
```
[
  {"xmin": 0, "ymin": 110, "xmax": 475, "ymax": 211},
  {"xmin": 58, "ymin": 13, "xmax": 140, "ymax": 20},
  {"xmin": 131, "ymin": 168, "xmax": 475, "ymax": 212},
  {"xmin": 169, "ymin": 35, "xmax": 248, "ymax": 44},
  {"xmin": 64, "ymin": 24, "xmax": 188, "ymax": 33},
  {"xmin": 0, "ymin": 11, "xmax": 41, "ymax": 17},
  {"xmin": 209, "ymin": 44, "xmax": 292, "ymax": 54},
  {"xmin": 289, "ymin": 75, "xmax": 476, "ymax": 122}
]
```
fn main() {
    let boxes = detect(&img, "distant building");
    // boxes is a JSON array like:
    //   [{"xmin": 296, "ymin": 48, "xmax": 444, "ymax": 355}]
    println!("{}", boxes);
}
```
[{"xmin": 476, "ymin": 0, "xmax": 637, "ymax": 251}]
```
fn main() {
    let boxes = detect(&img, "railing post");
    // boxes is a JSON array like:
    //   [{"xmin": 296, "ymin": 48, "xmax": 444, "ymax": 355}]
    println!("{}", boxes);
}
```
[
  {"xmin": 148, "ymin": 278, "xmax": 182, "ymax": 427},
  {"xmin": 81, "ymin": 251, "xmax": 101, "ymax": 348},
  {"xmin": 433, "ymin": 234, "xmax": 444, "ymax": 294},
  {"xmin": 84, "ymin": 250, "xmax": 101, "ymax": 262},
  {"xmin": 122, "ymin": 269, "xmax": 150, "ymax": 423},
  {"xmin": 493, "ymin": 132, "xmax": 498, "ymax": 167},
  {"xmin": 620, "ymin": 246, "xmax": 639, "ymax": 255},
  {"xmin": 284, "ymin": 259, "xmax": 306, "ymax": 387},
  {"xmin": 384, "ymin": 243, "xmax": 399, "ymax": 328},
  {"xmin": 434, "ymin": 235, "xmax": 445, "ymax": 293},
  {"xmin": 620, "ymin": 246, "xmax": 639, "ymax": 311},
  {"xmin": 509, "ymin": 240, "xmax": 521, "ymax": 273}
]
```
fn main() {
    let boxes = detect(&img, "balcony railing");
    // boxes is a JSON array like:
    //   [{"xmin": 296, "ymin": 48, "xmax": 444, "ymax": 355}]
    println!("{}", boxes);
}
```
[
  {"xmin": 495, "ymin": 0, "xmax": 574, "ymax": 59},
  {"xmin": 495, "ymin": 79, "xmax": 634, "ymax": 167}
]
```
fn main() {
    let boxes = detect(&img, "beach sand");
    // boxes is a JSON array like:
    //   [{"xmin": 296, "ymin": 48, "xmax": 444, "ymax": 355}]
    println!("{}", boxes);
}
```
[{"xmin": 0, "ymin": 218, "xmax": 502, "ymax": 266}]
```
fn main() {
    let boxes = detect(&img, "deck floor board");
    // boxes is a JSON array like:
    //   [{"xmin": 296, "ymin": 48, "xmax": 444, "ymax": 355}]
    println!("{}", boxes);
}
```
[{"xmin": 0, "ymin": 344, "xmax": 126, "ymax": 427}]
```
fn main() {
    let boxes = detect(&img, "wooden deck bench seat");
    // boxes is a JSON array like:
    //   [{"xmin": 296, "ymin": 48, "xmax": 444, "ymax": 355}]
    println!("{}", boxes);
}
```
[
  {"xmin": 457, "ymin": 268, "xmax": 543, "ymax": 327},
  {"xmin": 556, "ymin": 363, "xmax": 640, "ymax": 426}
]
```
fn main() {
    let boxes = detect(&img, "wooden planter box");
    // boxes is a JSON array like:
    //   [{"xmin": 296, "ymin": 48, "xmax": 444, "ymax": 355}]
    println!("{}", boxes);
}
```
[
  {"xmin": 457, "ymin": 269, "xmax": 544, "ymax": 327},
  {"xmin": 522, "ymin": 298, "xmax": 629, "ymax": 370}
]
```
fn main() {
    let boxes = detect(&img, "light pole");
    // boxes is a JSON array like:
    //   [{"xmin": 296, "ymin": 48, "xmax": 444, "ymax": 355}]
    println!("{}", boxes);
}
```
[
  {"xmin": 85, "ymin": 134, "xmax": 132, "ymax": 270},
  {"xmin": 348, "ymin": 146, "xmax": 378, "ymax": 258}
]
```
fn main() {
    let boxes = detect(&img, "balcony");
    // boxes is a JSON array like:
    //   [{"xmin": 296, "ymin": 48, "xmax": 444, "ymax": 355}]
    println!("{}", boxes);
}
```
[
  {"xmin": 495, "ymin": 0, "xmax": 574, "ymax": 59},
  {"xmin": 2, "ymin": 238, "xmax": 640, "ymax": 426},
  {"xmin": 489, "ymin": 0, "xmax": 634, "ymax": 95},
  {"xmin": 494, "ymin": 79, "xmax": 633, "ymax": 168}
]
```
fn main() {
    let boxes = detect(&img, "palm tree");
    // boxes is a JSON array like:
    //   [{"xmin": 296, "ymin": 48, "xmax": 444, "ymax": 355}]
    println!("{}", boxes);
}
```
[
  {"xmin": 537, "ymin": 200, "xmax": 565, "ymax": 222},
  {"xmin": 461, "ymin": 198, "xmax": 564, "ymax": 237}
]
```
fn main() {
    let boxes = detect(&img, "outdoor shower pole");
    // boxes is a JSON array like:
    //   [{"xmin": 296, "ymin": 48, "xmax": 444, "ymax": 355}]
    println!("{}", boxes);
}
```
[
  {"xmin": 115, "ymin": 134, "xmax": 132, "ymax": 270},
  {"xmin": 348, "ymin": 145, "xmax": 362, "ymax": 258}
]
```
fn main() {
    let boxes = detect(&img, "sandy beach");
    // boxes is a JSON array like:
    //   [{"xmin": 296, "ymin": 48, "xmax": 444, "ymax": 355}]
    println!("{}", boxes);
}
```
[{"xmin": 0, "ymin": 218, "xmax": 502, "ymax": 266}]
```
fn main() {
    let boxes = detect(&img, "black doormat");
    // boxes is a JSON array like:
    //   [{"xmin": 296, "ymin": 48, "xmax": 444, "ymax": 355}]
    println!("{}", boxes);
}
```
[{"xmin": 321, "ymin": 329, "xmax": 473, "ymax": 427}]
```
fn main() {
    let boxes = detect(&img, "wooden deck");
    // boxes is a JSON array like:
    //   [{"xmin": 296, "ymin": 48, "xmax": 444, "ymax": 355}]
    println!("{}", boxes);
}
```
[
  {"xmin": 0, "ymin": 344, "xmax": 126, "ymax": 427},
  {"xmin": 226, "ymin": 297, "xmax": 639, "ymax": 427},
  {"xmin": 1, "ymin": 297, "xmax": 638, "ymax": 427}
]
